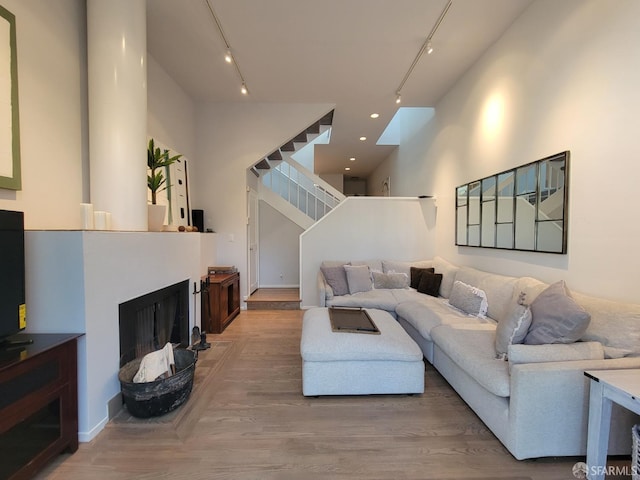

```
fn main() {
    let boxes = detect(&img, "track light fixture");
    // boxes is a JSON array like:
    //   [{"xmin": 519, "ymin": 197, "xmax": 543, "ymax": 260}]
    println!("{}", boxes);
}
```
[
  {"xmin": 394, "ymin": 0, "xmax": 452, "ymax": 103},
  {"xmin": 204, "ymin": 0, "xmax": 250, "ymax": 95}
]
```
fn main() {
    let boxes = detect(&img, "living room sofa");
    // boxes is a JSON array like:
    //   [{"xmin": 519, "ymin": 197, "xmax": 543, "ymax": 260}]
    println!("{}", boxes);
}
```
[{"xmin": 316, "ymin": 256, "xmax": 640, "ymax": 460}]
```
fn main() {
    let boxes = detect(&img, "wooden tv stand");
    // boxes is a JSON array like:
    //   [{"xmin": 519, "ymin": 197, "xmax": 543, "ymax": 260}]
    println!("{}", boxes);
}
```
[
  {"xmin": 0, "ymin": 333, "xmax": 80, "ymax": 479},
  {"xmin": 202, "ymin": 272, "xmax": 240, "ymax": 334}
]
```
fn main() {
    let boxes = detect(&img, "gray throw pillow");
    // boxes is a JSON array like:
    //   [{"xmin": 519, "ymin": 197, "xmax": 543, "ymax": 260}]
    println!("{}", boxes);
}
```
[
  {"xmin": 372, "ymin": 271, "xmax": 409, "ymax": 289},
  {"xmin": 320, "ymin": 265, "xmax": 349, "ymax": 296},
  {"xmin": 448, "ymin": 280, "xmax": 489, "ymax": 318},
  {"xmin": 344, "ymin": 265, "xmax": 372, "ymax": 294},
  {"xmin": 524, "ymin": 280, "xmax": 591, "ymax": 345},
  {"xmin": 494, "ymin": 292, "xmax": 532, "ymax": 360}
]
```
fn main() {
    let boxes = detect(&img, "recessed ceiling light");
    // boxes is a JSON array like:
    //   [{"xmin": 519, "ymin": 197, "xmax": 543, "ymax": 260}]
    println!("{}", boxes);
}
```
[
  {"xmin": 350, "ymin": 157, "xmax": 356, "ymax": 162},
  {"xmin": 345, "ymin": 167, "xmax": 351, "ymax": 171},
  {"xmin": 359, "ymin": 136, "xmax": 367, "ymax": 141},
  {"xmin": 370, "ymin": 113, "xmax": 379, "ymax": 119}
]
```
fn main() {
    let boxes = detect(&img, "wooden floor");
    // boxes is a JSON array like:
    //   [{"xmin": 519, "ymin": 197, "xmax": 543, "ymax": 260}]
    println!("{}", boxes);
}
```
[{"xmin": 36, "ymin": 310, "xmax": 603, "ymax": 479}]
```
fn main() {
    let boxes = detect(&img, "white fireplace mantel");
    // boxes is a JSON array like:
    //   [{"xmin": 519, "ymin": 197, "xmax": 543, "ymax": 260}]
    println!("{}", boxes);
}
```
[{"xmin": 24, "ymin": 230, "xmax": 217, "ymax": 441}]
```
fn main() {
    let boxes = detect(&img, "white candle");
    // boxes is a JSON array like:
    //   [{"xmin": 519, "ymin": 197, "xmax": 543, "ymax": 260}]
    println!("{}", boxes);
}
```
[{"xmin": 80, "ymin": 203, "xmax": 94, "ymax": 229}]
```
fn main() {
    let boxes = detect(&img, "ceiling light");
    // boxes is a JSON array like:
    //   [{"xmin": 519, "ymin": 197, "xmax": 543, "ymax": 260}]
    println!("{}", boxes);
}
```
[
  {"xmin": 241, "ymin": 83, "xmax": 248, "ymax": 95},
  {"xmin": 395, "ymin": 93, "xmax": 402, "ymax": 104},
  {"xmin": 345, "ymin": 167, "xmax": 351, "ymax": 171},
  {"xmin": 370, "ymin": 113, "xmax": 379, "ymax": 119},
  {"xmin": 350, "ymin": 157, "xmax": 356, "ymax": 161},
  {"xmin": 427, "ymin": 41, "xmax": 434, "ymax": 55},
  {"xmin": 359, "ymin": 136, "xmax": 367, "ymax": 141},
  {"xmin": 224, "ymin": 50, "xmax": 232, "ymax": 63}
]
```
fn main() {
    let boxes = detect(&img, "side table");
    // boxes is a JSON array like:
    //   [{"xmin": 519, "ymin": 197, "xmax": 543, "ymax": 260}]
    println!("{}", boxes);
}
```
[{"xmin": 584, "ymin": 369, "xmax": 640, "ymax": 480}]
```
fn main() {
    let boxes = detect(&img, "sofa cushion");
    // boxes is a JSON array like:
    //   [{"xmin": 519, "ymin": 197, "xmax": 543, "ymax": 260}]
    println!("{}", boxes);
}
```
[
  {"xmin": 395, "ymin": 297, "xmax": 485, "ymax": 341},
  {"xmin": 507, "ymin": 342, "xmax": 604, "ymax": 370},
  {"xmin": 326, "ymin": 289, "xmax": 398, "ymax": 312},
  {"xmin": 524, "ymin": 281, "xmax": 591, "ymax": 345},
  {"xmin": 433, "ymin": 256, "xmax": 460, "ymax": 298},
  {"xmin": 372, "ymin": 271, "xmax": 409, "ymax": 289},
  {"xmin": 431, "ymin": 324, "xmax": 510, "ymax": 397},
  {"xmin": 494, "ymin": 293, "xmax": 532, "ymax": 359},
  {"xmin": 410, "ymin": 266, "xmax": 435, "ymax": 289},
  {"xmin": 344, "ymin": 265, "xmax": 373, "ymax": 294},
  {"xmin": 448, "ymin": 281, "xmax": 489, "ymax": 318},
  {"xmin": 573, "ymin": 291, "xmax": 640, "ymax": 358},
  {"xmin": 417, "ymin": 272, "xmax": 442, "ymax": 297},
  {"xmin": 320, "ymin": 264, "xmax": 350, "ymax": 296},
  {"xmin": 455, "ymin": 266, "xmax": 518, "ymax": 321}
]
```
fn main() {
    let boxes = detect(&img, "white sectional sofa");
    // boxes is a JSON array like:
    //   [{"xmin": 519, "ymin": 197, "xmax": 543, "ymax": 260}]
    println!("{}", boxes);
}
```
[{"xmin": 316, "ymin": 256, "xmax": 640, "ymax": 460}]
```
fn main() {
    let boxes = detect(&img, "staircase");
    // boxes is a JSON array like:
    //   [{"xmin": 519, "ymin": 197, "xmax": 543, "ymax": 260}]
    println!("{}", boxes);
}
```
[
  {"xmin": 248, "ymin": 110, "xmax": 344, "ymax": 310},
  {"xmin": 250, "ymin": 110, "xmax": 345, "ymax": 229}
]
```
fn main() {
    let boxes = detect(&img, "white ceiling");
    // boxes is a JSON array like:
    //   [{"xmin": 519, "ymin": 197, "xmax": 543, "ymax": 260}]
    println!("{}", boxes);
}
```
[{"xmin": 147, "ymin": 0, "xmax": 533, "ymax": 177}]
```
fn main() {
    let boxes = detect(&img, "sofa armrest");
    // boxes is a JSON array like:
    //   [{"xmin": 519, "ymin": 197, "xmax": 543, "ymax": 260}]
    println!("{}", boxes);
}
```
[
  {"xmin": 317, "ymin": 270, "xmax": 330, "ymax": 307},
  {"xmin": 507, "ymin": 357, "xmax": 640, "ymax": 459}
]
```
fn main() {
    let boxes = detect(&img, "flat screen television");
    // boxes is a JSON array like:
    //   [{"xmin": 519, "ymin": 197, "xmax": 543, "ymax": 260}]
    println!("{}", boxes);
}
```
[{"xmin": 0, "ymin": 209, "xmax": 26, "ymax": 344}]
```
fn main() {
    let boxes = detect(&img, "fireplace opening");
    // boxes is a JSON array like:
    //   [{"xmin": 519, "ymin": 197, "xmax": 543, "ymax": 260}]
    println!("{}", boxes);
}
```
[{"xmin": 118, "ymin": 280, "xmax": 189, "ymax": 368}]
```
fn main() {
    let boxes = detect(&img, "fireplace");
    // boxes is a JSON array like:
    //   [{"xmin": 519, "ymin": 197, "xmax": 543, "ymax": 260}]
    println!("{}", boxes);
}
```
[{"xmin": 118, "ymin": 280, "xmax": 190, "ymax": 367}]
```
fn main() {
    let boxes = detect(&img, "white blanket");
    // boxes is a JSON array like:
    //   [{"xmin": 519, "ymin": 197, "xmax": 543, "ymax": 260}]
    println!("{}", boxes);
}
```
[{"xmin": 133, "ymin": 342, "xmax": 175, "ymax": 383}]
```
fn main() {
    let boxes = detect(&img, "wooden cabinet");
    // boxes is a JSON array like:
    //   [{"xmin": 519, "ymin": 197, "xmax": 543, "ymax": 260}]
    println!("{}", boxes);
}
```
[
  {"xmin": 201, "ymin": 272, "xmax": 240, "ymax": 334},
  {"xmin": 0, "ymin": 333, "xmax": 80, "ymax": 480}
]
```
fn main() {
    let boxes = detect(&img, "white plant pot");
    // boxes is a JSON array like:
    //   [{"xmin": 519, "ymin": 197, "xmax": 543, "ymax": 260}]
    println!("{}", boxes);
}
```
[{"xmin": 147, "ymin": 204, "xmax": 166, "ymax": 232}]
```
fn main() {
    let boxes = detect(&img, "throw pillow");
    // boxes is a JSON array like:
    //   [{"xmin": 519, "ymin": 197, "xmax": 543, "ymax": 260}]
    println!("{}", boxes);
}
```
[
  {"xmin": 344, "ymin": 265, "xmax": 372, "ymax": 294},
  {"xmin": 524, "ymin": 280, "xmax": 591, "ymax": 345},
  {"xmin": 410, "ymin": 266, "xmax": 435, "ymax": 289},
  {"xmin": 448, "ymin": 280, "xmax": 489, "ymax": 318},
  {"xmin": 494, "ymin": 292, "xmax": 532, "ymax": 360},
  {"xmin": 372, "ymin": 271, "xmax": 409, "ymax": 289},
  {"xmin": 417, "ymin": 272, "xmax": 443, "ymax": 297},
  {"xmin": 320, "ymin": 265, "xmax": 349, "ymax": 297}
]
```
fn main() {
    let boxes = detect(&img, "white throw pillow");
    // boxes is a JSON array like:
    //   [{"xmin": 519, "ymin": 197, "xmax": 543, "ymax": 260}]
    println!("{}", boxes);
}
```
[
  {"xmin": 494, "ymin": 292, "xmax": 532, "ymax": 360},
  {"xmin": 447, "ymin": 280, "xmax": 489, "ymax": 318}
]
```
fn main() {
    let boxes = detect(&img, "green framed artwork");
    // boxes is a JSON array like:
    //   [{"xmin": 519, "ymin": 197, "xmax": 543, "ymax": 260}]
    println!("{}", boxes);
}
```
[{"xmin": 0, "ymin": 5, "xmax": 20, "ymax": 190}]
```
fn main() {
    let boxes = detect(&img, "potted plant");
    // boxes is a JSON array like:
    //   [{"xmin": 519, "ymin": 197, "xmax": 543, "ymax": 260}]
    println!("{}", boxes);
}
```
[{"xmin": 147, "ymin": 138, "xmax": 181, "ymax": 231}]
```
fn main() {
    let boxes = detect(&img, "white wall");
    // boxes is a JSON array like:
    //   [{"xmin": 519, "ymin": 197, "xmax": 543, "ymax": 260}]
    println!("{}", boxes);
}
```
[
  {"xmin": 300, "ymin": 197, "xmax": 437, "ymax": 307},
  {"xmin": 193, "ymin": 102, "xmax": 334, "ymax": 301},
  {"xmin": 376, "ymin": 0, "xmax": 640, "ymax": 303},
  {"xmin": 25, "ymin": 231, "xmax": 217, "ymax": 441},
  {"xmin": 258, "ymin": 201, "xmax": 303, "ymax": 287},
  {"xmin": 0, "ymin": 0, "xmax": 87, "ymax": 228}
]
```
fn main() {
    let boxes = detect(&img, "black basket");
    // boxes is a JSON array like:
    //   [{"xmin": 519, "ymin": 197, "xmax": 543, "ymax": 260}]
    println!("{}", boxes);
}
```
[{"xmin": 118, "ymin": 348, "xmax": 196, "ymax": 418}]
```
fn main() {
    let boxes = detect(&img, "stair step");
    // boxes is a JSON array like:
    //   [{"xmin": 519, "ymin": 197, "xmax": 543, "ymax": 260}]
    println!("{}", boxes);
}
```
[
  {"xmin": 255, "ymin": 159, "xmax": 271, "ymax": 170},
  {"xmin": 268, "ymin": 150, "xmax": 282, "ymax": 161},
  {"xmin": 306, "ymin": 121, "xmax": 320, "ymax": 134},
  {"xmin": 319, "ymin": 110, "xmax": 334, "ymax": 125},
  {"xmin": 293, "ymin": 132, "xmax": 308, "ymax": 143},
  {"xmin": 280, "ymin": 141, "xmax": 295, "ymax": 152},
  {"xmin": 246, "ymin": 288, "xmax": 301, "ymax": 310}
]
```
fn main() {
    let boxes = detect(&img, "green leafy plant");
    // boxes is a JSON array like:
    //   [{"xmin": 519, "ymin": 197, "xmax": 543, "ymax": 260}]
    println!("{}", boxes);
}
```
[{"xmin": 147, "ymin": 138, "xmax": 182, "ymax": 205}]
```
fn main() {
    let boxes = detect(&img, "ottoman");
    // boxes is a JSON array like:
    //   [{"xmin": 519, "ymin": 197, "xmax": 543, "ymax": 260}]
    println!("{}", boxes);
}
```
[{"xmin": 300, "ymin": 307, "xmax": 425, "ymax": 396}]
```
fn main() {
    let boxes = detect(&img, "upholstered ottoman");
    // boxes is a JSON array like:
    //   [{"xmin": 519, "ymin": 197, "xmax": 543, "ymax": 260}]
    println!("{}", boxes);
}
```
[{"xmin": 300, "ymin": 307, "xmax": 425, "ymax": 396}]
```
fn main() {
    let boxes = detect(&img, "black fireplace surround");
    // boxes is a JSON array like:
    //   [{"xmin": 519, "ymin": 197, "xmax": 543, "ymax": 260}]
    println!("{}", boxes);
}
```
[{"xmin": 118, "ymin": 280, "xmax": 189, "ymax": 367}]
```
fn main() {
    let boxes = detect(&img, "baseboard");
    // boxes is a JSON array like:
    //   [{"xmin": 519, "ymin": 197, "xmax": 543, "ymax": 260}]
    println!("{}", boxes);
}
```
[{"xmin": 257, "ymin": 284, "xmax": 299, "ymax": 289}]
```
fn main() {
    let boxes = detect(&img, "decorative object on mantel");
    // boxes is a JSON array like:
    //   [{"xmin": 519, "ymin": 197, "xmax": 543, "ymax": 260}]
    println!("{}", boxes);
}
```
[
  {"xmin": 93, "ymin": 210, "xmax": 111, "ymax": 230},
  {"xmin": 80, "ymin": 203, "xmax": 94, "ymax": 229},
  {"xmin": 147, "ymin": 138, "xmax": 181, "ymax": 231}
]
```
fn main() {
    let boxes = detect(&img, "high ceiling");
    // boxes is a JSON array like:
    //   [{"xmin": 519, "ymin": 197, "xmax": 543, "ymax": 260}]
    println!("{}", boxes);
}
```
[{"xmin": 147, "ymin": 0, "xmax": 533, "ymax": 177}]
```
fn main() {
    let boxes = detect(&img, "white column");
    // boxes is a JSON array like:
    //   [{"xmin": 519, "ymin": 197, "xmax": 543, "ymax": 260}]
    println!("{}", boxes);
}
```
[{"xmin": 87, "ymin": 0, "xmax": 147, "ymax": 231}]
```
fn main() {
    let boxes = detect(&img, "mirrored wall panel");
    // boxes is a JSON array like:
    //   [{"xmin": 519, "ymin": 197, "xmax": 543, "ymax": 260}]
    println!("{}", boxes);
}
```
[{"xmin": 455, "ymin": 151, "xmax": 569, "ymax": 254}]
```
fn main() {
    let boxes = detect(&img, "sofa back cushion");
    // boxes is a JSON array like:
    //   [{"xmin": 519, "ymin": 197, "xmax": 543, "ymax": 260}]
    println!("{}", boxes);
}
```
[
  {"xmin": 572, "ymin": 291, "xmax": 640, "ymax": 358},
  {"xmin": 433, "ymin": 256, "xmax": 460, "ymax": 299},
  {"xmin": 320, "ymin": 262, "xmax": 350, "ymax": 296},
  {"xmin": 455, "ymin": 266, "xmax": 518, "ymax": 321}
]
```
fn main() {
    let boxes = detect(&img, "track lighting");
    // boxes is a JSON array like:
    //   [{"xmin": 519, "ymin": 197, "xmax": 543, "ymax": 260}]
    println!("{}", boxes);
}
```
[
  {"xmin": 393, "ymin": 0, "xmax": 452, "ymax": 103},
  {"xmin": 204, "ymin": 0, "xmax": 250, "ymax": 95}
]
